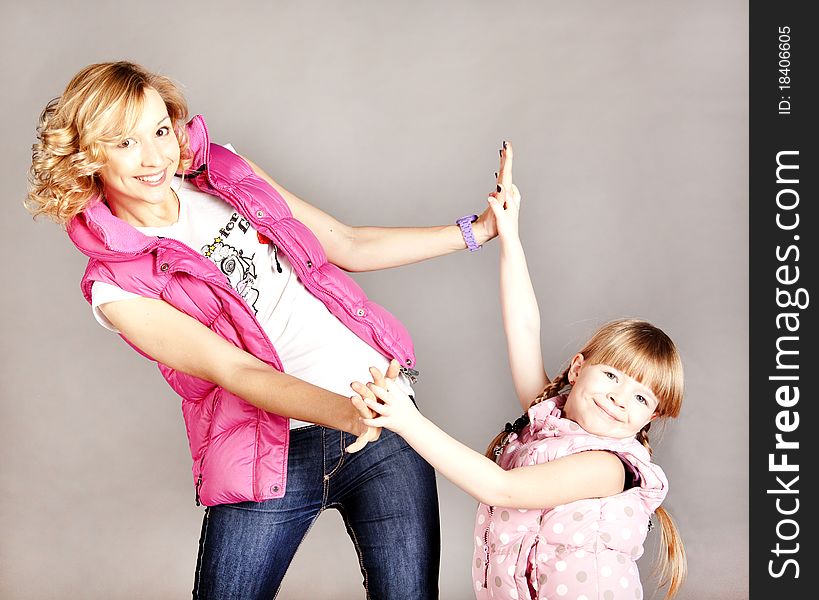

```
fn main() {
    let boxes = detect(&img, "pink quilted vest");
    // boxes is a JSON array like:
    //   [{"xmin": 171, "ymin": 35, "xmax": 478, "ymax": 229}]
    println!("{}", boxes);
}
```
[
  {"xmin": 473, "ymin": 396, "xmax": 668, "ymax": 600},
  {"xmin": 66, "ymin": 115, "xmax": 416, "ymax": 506}
]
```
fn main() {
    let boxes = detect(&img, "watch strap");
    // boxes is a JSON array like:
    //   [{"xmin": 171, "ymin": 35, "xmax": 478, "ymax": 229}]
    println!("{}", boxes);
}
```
[{"xmin": 456, "ymin": 214, "xmax": 480, "ymax": 252}]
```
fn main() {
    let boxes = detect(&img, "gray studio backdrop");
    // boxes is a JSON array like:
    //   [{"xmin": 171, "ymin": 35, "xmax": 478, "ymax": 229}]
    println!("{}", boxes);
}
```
[{"xmin": 1, "ymin": 1, "xmax": 747, "ymax": 599}]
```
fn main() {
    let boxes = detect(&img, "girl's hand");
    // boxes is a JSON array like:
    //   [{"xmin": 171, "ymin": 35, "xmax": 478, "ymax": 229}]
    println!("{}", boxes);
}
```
[
  {"xmin": 354, "ymin": 360, "xmax": 423, "ymax": 437},
  {"xmin": 473, "ymin": 141, "xmax": 514, "ymax": 245},
  {"xmin": 487, "ymin": 182, "xmax": 522, "ymax": 241},
  {"xmin": 346, "ymin": 359, "xmax": 400, "ymax": 453},
  {"xmin": 346, "ymin": 387, "xmax": 381, "ymax": 453}
]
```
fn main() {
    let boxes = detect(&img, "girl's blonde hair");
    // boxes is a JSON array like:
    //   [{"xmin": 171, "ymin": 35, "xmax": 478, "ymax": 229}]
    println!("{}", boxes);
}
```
[
  {"xmin": 486, "ymin": 318, "xmax": 687, "ymax": 598},
  {"xmin": 26, "ymin": 61, "xmax": 192, "ymax": 225}
]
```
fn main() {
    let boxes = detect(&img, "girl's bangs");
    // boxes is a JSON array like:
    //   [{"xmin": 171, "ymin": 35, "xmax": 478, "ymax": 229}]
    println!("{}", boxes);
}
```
[{"xmin": 591, "ymin": 341, "xmax": 681, "ymax": 414}]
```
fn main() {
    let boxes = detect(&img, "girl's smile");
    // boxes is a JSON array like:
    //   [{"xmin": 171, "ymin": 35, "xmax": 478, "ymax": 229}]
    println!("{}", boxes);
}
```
[
  {"xmin": 592, "ymin": 398, "xmax": 623, "ymax": 422},
  {"xmin": 562, "ymin": 354, "xmax": 658, "ymax": 439}
]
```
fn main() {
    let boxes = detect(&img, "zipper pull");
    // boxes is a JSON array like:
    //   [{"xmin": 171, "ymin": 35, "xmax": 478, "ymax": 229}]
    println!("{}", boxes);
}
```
[
  {"xmin": 195, "ymin": 474, "xmax": 203, "ymax": 507},
  {"xmin": 493, "ymin": 433, "xmax": 510, "ymax": 459},
  {"xmin": 272, "ymin": 244, "xmax": 283, "ymax": 273},
  {"xmin": 399, "ymin": 365, "xmax": 419, "ymax": 384}
]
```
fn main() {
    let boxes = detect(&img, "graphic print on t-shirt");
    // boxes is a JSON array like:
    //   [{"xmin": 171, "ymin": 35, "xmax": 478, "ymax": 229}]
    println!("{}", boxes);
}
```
[{"xmin": 202, "ymin": 212, "xmax": 261, "ymax": 312}]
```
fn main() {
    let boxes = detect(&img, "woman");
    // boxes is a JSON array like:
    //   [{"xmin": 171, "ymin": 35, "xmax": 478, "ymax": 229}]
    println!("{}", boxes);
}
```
[{"xmin": 27, "ymin": 61, "xmax": 506, "ymax": 599}]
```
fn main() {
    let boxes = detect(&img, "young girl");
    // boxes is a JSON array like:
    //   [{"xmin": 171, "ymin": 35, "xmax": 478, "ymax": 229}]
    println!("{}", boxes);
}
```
[{"xmin": 351, "ymin": 158, "xmax": 687, "ymax": 600}]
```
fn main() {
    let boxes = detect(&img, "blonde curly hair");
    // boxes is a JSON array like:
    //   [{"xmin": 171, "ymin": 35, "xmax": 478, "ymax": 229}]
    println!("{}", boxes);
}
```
[{"xmin": 26, "ymin": 61, "xmax": 192, "ymax": 226}]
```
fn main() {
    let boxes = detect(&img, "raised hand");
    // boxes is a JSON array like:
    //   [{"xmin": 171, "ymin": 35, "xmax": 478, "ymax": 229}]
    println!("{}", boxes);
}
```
[
  {"xmin": 497, "ymin": 140, "xmax": 514, "ymax": 199},
  {"xmin": 487, "ymin": 181, "xmax": 522, "ymax": 241},
  {"xmin": 474, "ymin": 141, "xmax": 514, "ymax": 243}
]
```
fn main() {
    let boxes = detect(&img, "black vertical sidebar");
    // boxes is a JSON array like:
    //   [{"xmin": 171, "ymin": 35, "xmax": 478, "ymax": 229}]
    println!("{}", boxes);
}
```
[{"xmin": 749, "ymin": 1, "xmax": 816, "ymax": 597}]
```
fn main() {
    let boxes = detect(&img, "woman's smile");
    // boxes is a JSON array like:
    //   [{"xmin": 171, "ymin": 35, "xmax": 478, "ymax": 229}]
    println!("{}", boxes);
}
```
[
  {"xmin": 134, "ymin": 169, "xmax": 170, "ymax": 185},
  {"xmin": 96, "ymin": 86, "xmax": 181, "ymax": 226}
]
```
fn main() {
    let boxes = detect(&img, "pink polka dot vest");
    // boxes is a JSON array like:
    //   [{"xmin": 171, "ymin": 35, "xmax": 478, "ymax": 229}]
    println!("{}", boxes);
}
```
[{"xmin": 472, "ymin": 395, "xmax": 668, "ymax": 599}]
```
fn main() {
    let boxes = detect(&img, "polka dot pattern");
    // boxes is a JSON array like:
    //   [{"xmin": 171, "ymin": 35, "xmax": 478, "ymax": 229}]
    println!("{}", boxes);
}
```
[
  {"xmin": 469, "ymin": 394, "xmax": 666, "ymax": 599},
  {"xmin": 572, "ymin": 533, "xmax": 585, "ymax": 544}
]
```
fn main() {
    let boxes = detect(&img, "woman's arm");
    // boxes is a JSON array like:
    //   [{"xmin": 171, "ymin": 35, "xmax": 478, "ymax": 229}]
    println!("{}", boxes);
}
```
[
  {"xmin": 355, "ymin": 368, "xmax": 625, "ymax": 509},
  {"xmin": 241, "ymin": 155, "xmax": 502, "ymax": 272},
  {"xmin": 99, "ymin": 297, "xmax": 379, "ymax": 445}
]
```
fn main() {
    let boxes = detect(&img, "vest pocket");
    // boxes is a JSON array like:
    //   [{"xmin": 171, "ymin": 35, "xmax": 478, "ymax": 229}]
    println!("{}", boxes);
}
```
[{"xmin": 517, "ymin": 532, "xmax": 541, "ymax": 599}]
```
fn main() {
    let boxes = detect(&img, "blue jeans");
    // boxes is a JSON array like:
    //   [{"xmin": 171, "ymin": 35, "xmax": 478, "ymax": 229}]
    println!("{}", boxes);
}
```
[{"xmin": 192, "ymin": 424, "xmax": 440, "ymax": 599}]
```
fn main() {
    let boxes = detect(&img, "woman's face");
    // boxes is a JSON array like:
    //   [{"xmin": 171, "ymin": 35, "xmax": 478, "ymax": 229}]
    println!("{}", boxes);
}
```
[
  {"xmin": 562, "ymin": 354, "xmax": 658, "ymax": 439},
  {"xmin": 97, "ymin": 87, "xmax": 180, "ymax": 214}
]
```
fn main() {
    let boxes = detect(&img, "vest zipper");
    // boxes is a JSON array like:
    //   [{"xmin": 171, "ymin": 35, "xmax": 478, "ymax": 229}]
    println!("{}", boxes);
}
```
[
  {"xmin": 195, "ymin": 453, "xmax": 206, "ymax": 506},
  {"xmin": 482, "ymin": 505, "xmax": 494, "ymax": 588},
  {"xmin": 195, "ymin": 474, "xmax": 203, "ymax": 506}
]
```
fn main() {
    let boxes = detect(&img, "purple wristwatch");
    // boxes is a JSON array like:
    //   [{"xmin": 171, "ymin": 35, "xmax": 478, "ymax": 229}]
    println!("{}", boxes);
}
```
[{"xmin": 456, "ymin": 214, "xmax": 481, "ymax": 252}]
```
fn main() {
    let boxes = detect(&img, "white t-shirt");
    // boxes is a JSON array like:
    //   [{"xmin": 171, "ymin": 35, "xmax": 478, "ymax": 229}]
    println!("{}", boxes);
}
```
[{"xmin": 92, "ymin": 172, "xmax": 413, "ymax": 429}]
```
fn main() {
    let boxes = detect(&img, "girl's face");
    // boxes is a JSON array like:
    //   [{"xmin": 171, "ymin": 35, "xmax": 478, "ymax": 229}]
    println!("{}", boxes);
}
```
[
  {"xmin": 562, "ymin": 354, "xmax": 658, "ymax": 439},
  {"xmin": 97, "ymin": 87, "xmax": 180, "ymax": 218}
]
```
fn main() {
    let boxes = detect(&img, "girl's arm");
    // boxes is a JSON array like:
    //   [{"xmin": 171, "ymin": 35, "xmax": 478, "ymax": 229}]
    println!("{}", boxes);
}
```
[
  {"xmin": 99, "ymin": 297, "xmax": 385, "ymax": 449},
  {"xmin": 354, "ymin": 365, "xmax": 625, "ymax": 509},
  {"xmin": 241, "ymin": 155, "xmax": 502, "ymax": 272},
  {"xmin": 487, "ymin": 164, "xmax": 549, "ymax": 410}
]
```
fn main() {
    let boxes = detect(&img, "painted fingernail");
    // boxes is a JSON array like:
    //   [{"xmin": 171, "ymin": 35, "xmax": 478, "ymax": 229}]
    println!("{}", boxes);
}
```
[
  {"xmin": 499, "ymin": 149, "xmax": 503, "ymax": 157},
  {"xmin": 497, "ymin": 185, "xmax": 502, "ymax": 193},
  {"xmin": 503, "ymin": 140, "xmax": 507, "ymax": 149}
]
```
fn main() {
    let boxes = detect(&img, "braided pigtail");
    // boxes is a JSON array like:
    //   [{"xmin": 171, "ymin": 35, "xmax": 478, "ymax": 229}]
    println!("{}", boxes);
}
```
[
  {"xmin": 636, "ymin": 423, "xmax": 652, "ymax": 455},
  {"xmin": 638, "ymin": 425, "xmax": 687, "ymax": 598},
  {"xmin": 484, "ymin": 367, "xmax": 571, "ymax": 459},
  {"xmin": 654, "ymin": 506, "xmax": 687, "ymax": 599},
  {"xmin": 530, "ymin": 367, "xmax": 571, "ymax": 408}
]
